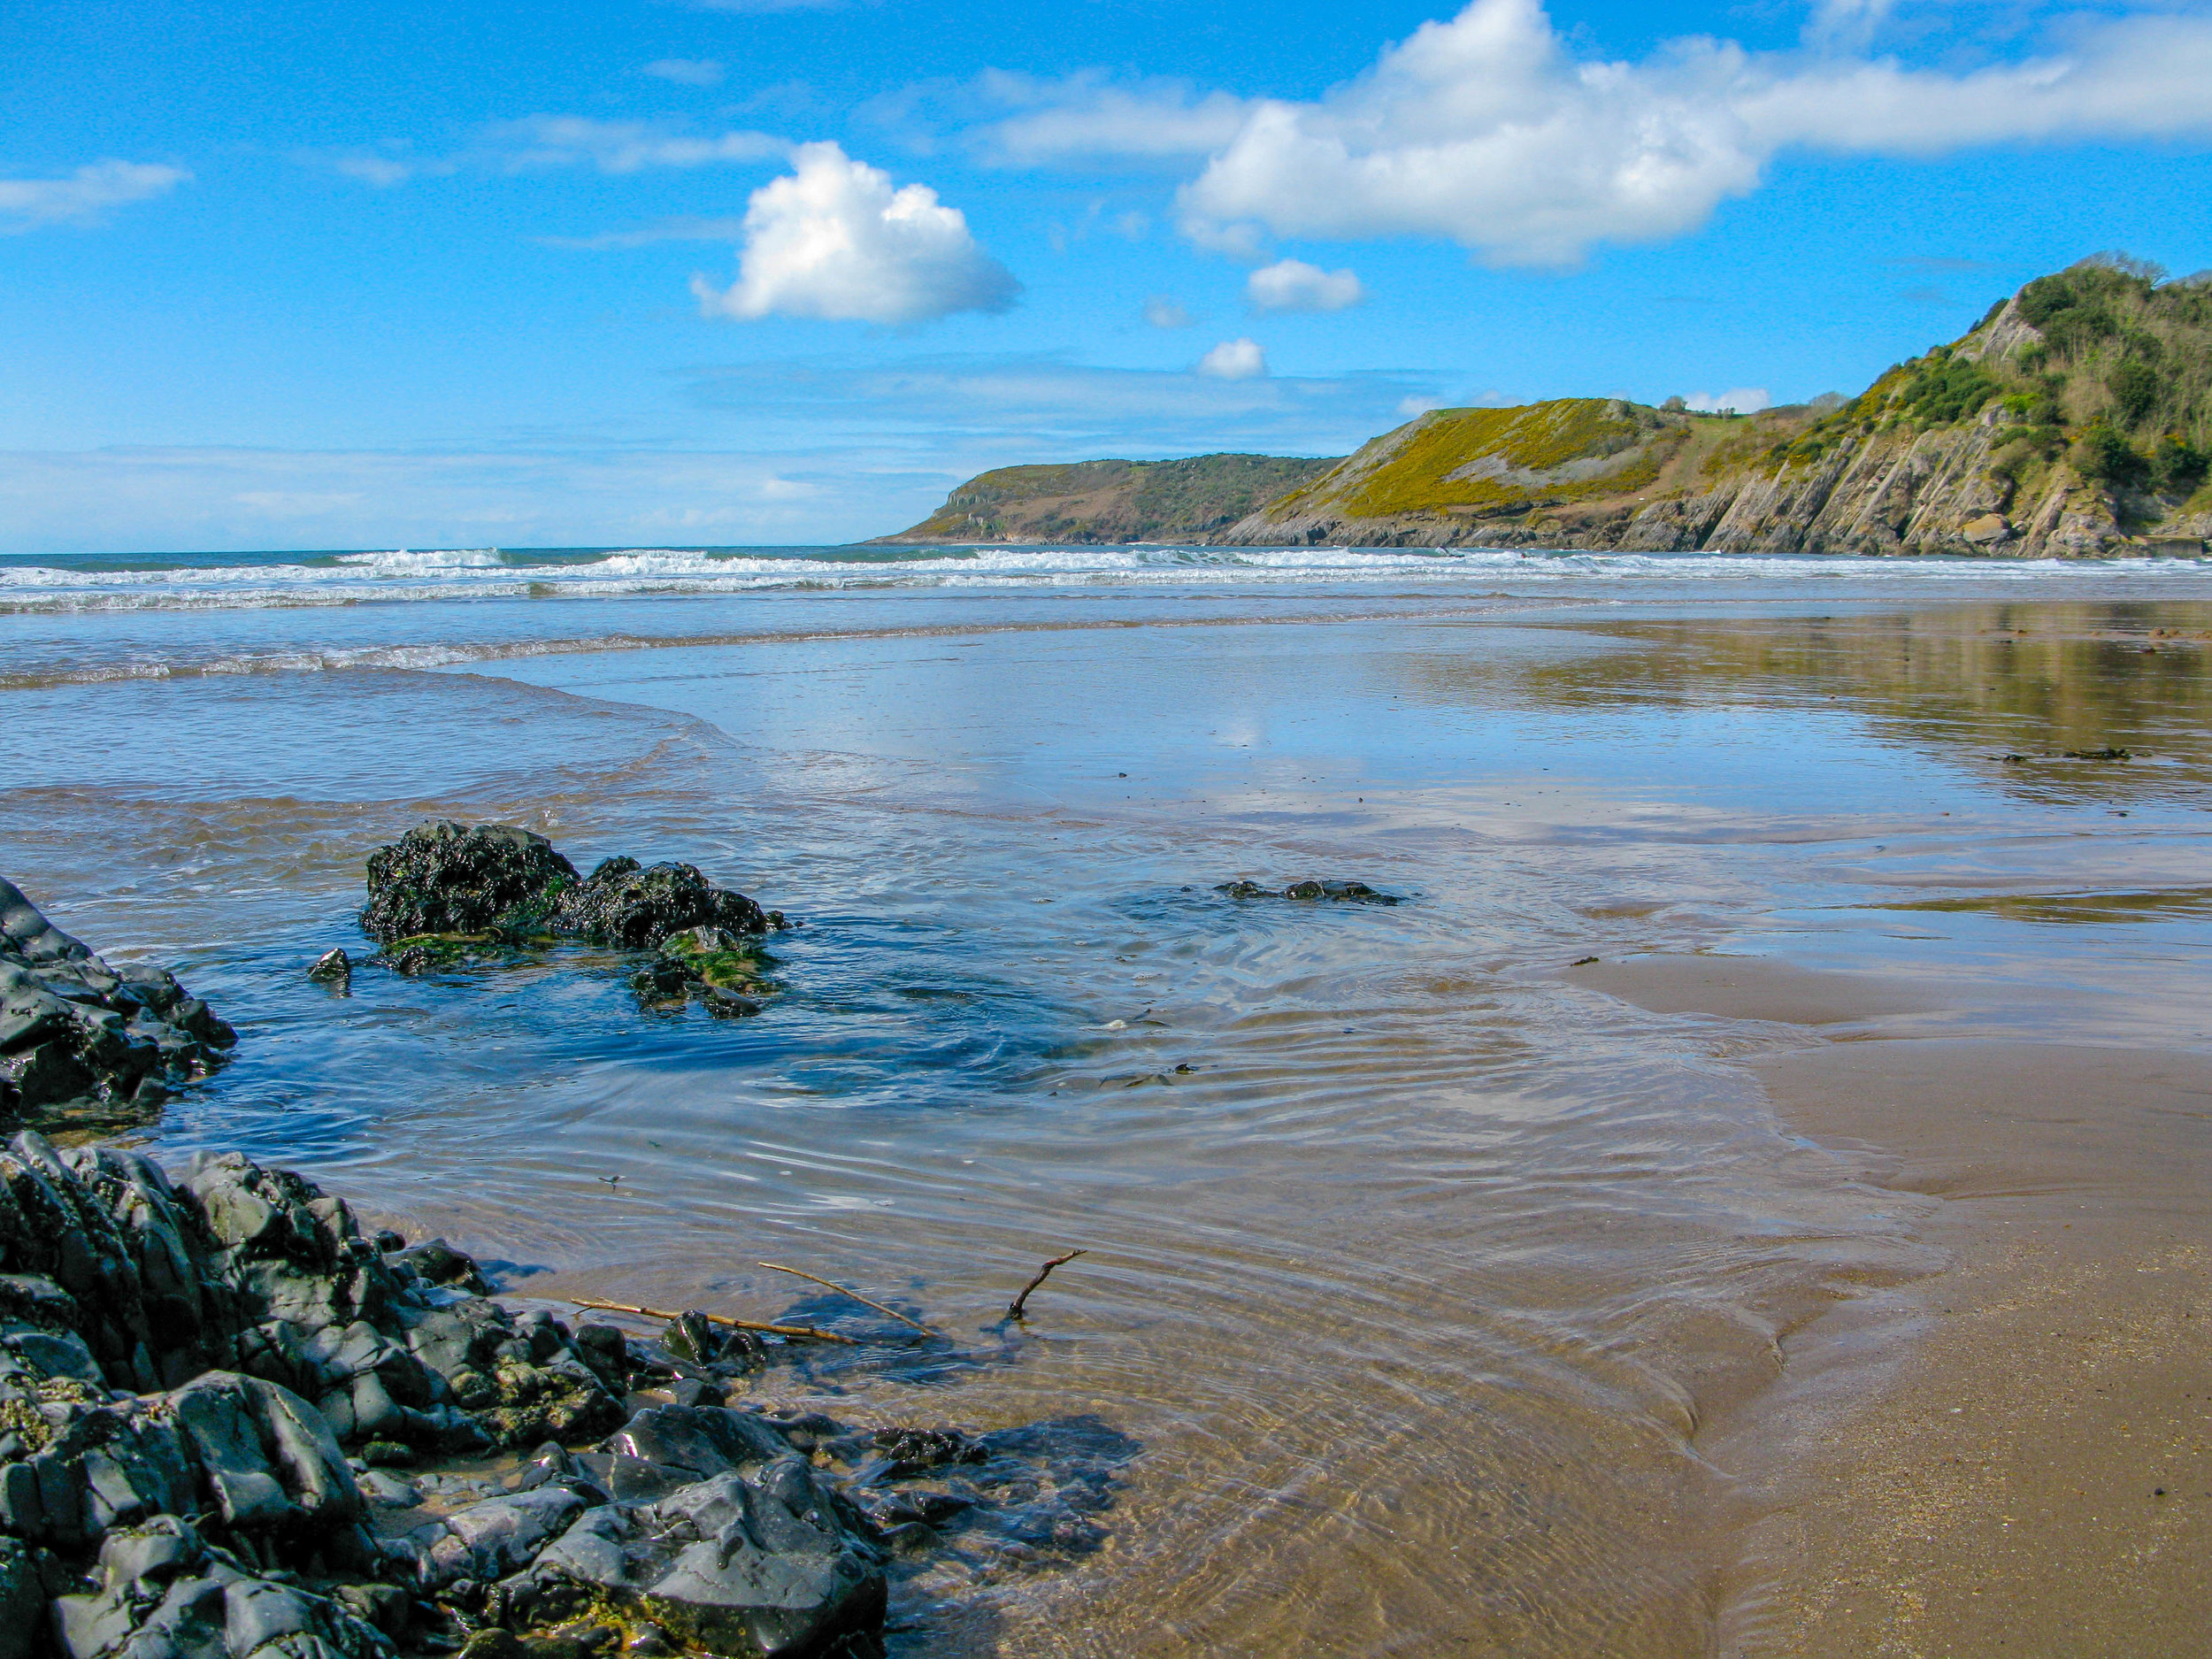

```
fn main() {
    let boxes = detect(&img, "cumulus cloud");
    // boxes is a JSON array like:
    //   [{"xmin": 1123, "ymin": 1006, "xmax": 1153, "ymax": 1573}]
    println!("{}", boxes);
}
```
[
  {"xmin": 1143, "ymin": 295, "xmax": 1194, "ymax": 328},
  {"xmin": 493, "ymin": 116, "xmax": 787, "ymax": 173},
  {"xmin": 1248, "ymin": 258, "xmax": 1364, "ymax": 313},
  {"xmin": 1686, "ymin": 388, "xmax": 1771, "ymax": 413},
  {"xmin": 690, "ymin": 142, "xmax": 1018, "ymax": 325},
  {"xmin": 0, "ymin": 160, "xmax": 188, "ymax": 231},
  {"xmin": 642, "ymin": 59, "xmax": 726, "ymax": 86},
  {"xmin": 1197, "ymin": 338, "xmax": 1268, "ymax": 380},
  {"xmin": 1003, "ymin": 0, "xmax": 2212, "ymax": 266}
]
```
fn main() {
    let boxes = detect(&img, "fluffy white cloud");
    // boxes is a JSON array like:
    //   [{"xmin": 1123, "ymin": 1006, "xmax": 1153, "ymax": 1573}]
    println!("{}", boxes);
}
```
[
  {"xmin": 0, "ymin": 161, "xmax": 188, "ymax": 231},
  {"xmin": 691, "ymin": 142, "xmax": 1018, "ymax": 325},
  {"xmin": 1248, "ymin": 259, "xmax": 1364, "ymax": 313},
  {"xmin": 1005, "ymin": 0, "xmax": 2212, "ymax": 265},
  {"xmin": 1197, "ymin": 338, "xmax": 1268, "ymax": 380},
  {"xmin": 642, "ymin": 58, "xmax": 726, "ymax": 86},
  {"xmin": 494, "ymin": 117, "xmax": 787, "ymax": 173},
  {"xmin": 1687, "ymin": 388, "xmax": 1771, "ymax": 413}
]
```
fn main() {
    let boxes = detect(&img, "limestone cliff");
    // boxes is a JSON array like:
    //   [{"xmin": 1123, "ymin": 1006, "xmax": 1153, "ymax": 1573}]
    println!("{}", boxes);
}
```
[
  {"xmin": 1223, "ymin": 257, "xmax": 2212, "ymax": 557},
  {"xmin": 873, "ymin": 257, "xmax": 2212, "ymax": 557}
]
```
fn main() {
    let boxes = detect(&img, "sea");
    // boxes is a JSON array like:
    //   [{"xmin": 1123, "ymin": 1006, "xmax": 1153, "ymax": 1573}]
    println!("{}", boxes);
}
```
[{"xmin": 4, "ymin": 541, "xmax": 2211, "ymax": 1655}]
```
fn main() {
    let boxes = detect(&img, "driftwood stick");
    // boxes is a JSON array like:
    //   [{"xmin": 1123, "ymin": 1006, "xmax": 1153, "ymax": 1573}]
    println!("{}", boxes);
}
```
[
  {"xmin": 1006, "ymin": 1249, "xmax": 1087, "ymax": 1321},
  {"xmin": 568, "ymin": 1296, "xmax": 858, "ymax": 1346},
  {"xmin": 756, "ymin": 1262, "xmax": 933, "ymax": 1335}
]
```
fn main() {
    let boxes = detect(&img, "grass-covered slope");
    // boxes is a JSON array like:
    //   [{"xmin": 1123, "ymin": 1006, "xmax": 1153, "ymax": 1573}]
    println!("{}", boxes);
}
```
[
  {"xmin": 870, "ymin": 452, "xmax": 1336, "ymax": 545},
  {"xmin": 866, "ymin": 257, "xmax": 2212, "ymax": 557},
  {"xmin": 1227, "ymin": 256, "xmax": 2212, "ymax": 557}
]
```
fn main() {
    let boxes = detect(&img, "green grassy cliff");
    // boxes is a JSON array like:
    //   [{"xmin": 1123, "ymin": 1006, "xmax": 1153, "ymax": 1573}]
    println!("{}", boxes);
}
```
[{"xmin": 869, "ymin": 257, "xmax": 2212, "ymax": 557}]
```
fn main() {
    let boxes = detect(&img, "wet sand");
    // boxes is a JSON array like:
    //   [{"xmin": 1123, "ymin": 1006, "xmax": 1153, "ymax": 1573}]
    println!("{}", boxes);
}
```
[
  {"xmin": 1736, "ymin": 1040, "xmax": 2212, "ymax": 1656},
  {"xmin": 1579, "ymin": 948, "xmax": 2212, "ymax": 1655}
]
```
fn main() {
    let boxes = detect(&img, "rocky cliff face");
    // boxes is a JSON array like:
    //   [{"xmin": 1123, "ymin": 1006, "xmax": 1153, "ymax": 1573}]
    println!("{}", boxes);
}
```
[
  {"xmin": 878, "ymin": 258, "xmax": 2212, "ymax": 558},
  {"xmin": 1220, "ymin": 388, "xmax": 2195, "ymax": 557},
  {"xmin": 1223, "ymin": 265, "xmax": 2212, "ymax": 557}
]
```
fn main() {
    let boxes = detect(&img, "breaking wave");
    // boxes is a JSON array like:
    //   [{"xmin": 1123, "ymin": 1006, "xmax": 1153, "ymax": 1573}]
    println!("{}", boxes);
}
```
[{"xmin": 4, "ymin": 541, "xmax": 2207, "ymax": 614}]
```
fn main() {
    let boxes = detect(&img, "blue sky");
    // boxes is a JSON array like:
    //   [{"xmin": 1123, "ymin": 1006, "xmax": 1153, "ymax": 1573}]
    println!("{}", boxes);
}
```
[{"xmin": 5, "ymin": 0, "xmax": 2210, "ymax": 551}]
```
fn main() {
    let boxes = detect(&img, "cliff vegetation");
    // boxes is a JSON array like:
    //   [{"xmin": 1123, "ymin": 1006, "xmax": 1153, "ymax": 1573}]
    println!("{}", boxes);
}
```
[{"xmin": 872, "ymin": 257, "xmax": 2212, "ymax": 557}]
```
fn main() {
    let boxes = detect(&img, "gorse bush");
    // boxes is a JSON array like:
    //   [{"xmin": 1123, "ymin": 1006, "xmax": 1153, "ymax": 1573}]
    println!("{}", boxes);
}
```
[{"xmin": 1898, "ymin": 351, "xmax": 2000, "ymax": 426}]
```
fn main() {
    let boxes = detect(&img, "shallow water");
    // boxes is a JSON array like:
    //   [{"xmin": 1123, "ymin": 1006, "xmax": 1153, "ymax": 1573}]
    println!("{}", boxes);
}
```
[{"xmin": 4, "ymin": 548, "xmax": 2210, "ymax": 1654}]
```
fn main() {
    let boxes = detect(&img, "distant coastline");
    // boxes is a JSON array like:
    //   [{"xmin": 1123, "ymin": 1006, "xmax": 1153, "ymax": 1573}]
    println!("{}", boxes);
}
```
[{"xmin": 875, "ymin": 257, "xmax": 2212, "ymax": 561}]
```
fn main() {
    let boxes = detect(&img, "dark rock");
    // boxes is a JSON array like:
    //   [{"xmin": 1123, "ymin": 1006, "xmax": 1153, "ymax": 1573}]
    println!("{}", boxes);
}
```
[
  {"xmin": 0, "ymin": 880, "xmax": 234, "ymax": 1135},
  {"xmin": 52, "ymin": 1515, "xmax": 392, "ymax": 1659},
  {"xmin": 389, "ymin": 1240, "xmax": 491, "ymax": 1297},
  {"xmin": 353, "ymin": 826, "xmax": 781, "ymax": 1013},
  {"xmin": 309, "ymin": 950, "xmax": 352, "ymax": 986},
  {"xmin": 554, "ymin": 863, "xmax": 766, "ymax": 950},
  {"xmin": 1215, "ymin": 878, "xmax": 1401, "ymax": 904},
  {"xmin": 865, "ymin": 1429, "xmax": 987, "ymax": 1479},
  {"xmin": 659, "ymin": 1314, "xmax": 720, "ymax": 1367},
  {"xmin": 528, "ymin": 1464, "xmax": 883, "ymax": 1659},
  {"xmin": 359, "ymin": 824, "xmax": 579, "ymax": 946}
]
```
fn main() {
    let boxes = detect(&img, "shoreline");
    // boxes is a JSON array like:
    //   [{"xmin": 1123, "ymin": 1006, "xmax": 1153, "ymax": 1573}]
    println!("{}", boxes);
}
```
[
  {"xmin": 1573, "ymin": 951, "xmax": 2212, "ymax": 1652},
  {"xmin": 1724, "ymin": 1039, "xmax": 2212, "ymax": 1655}
]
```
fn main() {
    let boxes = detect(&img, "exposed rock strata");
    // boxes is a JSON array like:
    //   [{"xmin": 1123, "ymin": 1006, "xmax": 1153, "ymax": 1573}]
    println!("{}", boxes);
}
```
[
  {"xmin": 0, "ymin": 881, "xmax": 234, "ymax": 1138},
  {"xmin": 878, "ymin": 263, "xmax": 2212, "ymax": 558},
  {"xmin": 0, "ymin": 1136, "xmax": 1127, "ymax": 1659}
]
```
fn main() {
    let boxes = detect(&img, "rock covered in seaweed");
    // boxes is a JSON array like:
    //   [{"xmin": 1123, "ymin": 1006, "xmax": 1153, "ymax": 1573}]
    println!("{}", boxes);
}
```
[
  {"xmin": 0, "ymin": 879, "xmax": 234, "ymax": 1136},
  {"xmin": 553, "ymin": 859, "xmax": 769, "ymax": 948},
  {"xmin": 355, "ymin": 826, "xmax": 784, "ymax": 1014},
  {"xmin": 1215, "ymin": 879, "xmax": 1400, "ymax": 903},
  {"xmin": 358, "ymin": 824, "xmax": 580, "ymax": 945}
]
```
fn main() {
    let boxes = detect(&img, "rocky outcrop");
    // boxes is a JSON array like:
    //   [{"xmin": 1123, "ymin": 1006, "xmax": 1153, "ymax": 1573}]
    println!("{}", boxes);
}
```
[
  {"xmin": 1215, "ymin": 879, "xmax": 1400, "ymax": 903},
  {"xmin": 1215, "ymin": 398, "xmax": 2177, "ymax": 558},
  {"xmin": 353, "ymin": 825, "xmax": 785, "ymax": 1010},
  {"xmin": 0, "ymin": 881, "xmax": 234, "ymax": 1138},
  {"xmin": 0, "ymin": 1133, "xmax": 624, "ymax": 1446},
  {"xmin": 0, "ymin": 1138, "xmax": 1130, "ymax": 1659}
]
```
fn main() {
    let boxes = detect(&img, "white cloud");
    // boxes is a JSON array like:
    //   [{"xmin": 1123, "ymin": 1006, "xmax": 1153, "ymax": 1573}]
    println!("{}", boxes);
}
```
[
  {"xmin": 690, "ymin": 142, "xmax": 1018, "ymax": 325},
  {"xmin": 493, "ymin": 116, "xmax": 787, "ymax": 173},
  {"xmin": 1248, "ymin": 258, "xmax": 1364, "ymax": 313},
  {"xmin": 1143, "ymin": 295, "xmax": 1194, "ymax": 328},
  {"xmin": 643, "ymin": 59, "xmax": 726, "ymax": 86},
  {"xmin": 1397, "ymin": 394, "xmax": 1447, "ymax": 417},
  {"xmin": 1686, "ymin": 388, "xmax": 1771, "ymax": 413},
  {"xmin": 1197, "ymin": 338, "xmax": 1268, "ymax": 380},
  {"xmin": 0, "ymin": 160, "xmax": 188, "ymax": 231},
  {"xmin": 973, "ymin": 71, "xmax": 1252, "ymax": 165},
  {"xmin": 1002, "ymin": 0, "xmax": 2212, "ymax": 266}
]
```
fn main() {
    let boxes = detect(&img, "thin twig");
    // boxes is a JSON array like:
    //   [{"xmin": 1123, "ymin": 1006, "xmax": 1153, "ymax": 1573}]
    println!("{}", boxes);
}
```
[
  {"xmin": 756, "ymin": 1261, "xmax": 933, "ymax": 1334},
  {"xmin": 568, "ymin": 1295, "xmax": 858, "ymax": 1346},
  {"xmin": 1007, "ymin": 1249, "xmax": 1087, "ymax": 1321}
]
